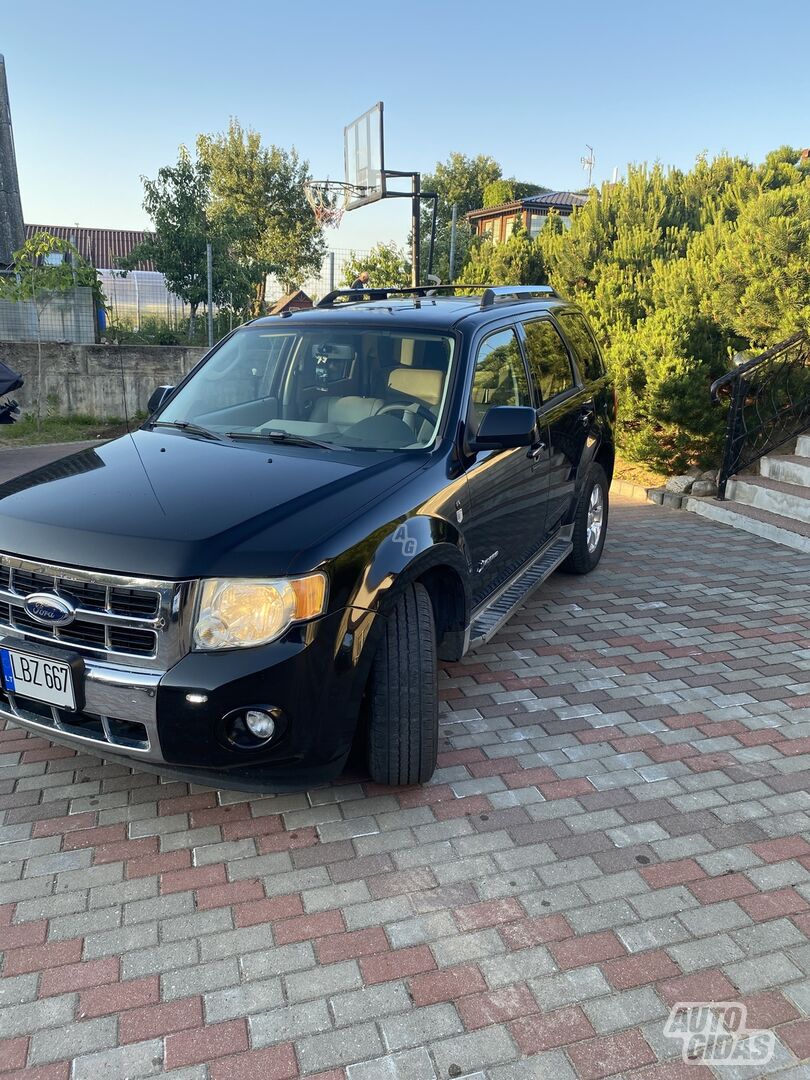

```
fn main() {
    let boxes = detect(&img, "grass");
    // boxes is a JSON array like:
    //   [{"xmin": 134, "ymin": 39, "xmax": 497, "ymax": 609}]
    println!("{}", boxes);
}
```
[
  {"xmin": 0, "ymin": 414, "xmax": 133, "ymax": 447},
  {"xmin": 613, "ymin": 454, "xmax": 668, "ymax": 490}
]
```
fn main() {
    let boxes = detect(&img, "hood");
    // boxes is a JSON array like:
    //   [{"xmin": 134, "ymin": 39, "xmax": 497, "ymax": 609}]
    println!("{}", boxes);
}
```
[{"xmin": 0, "ymin": 431, "xmax": 423, "ymax": 579}]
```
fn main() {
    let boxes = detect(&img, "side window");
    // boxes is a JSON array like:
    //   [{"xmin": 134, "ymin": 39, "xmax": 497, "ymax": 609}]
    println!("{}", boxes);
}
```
[
  {"xmin": 557, "ymin": 312, "xmax": 605, "ymax": 383},
  {"xmin": 522, "ymin": 319, "xmax": 575, "ymax": 404},
  {"xmin": 470, "ymin": 327, "xmax": 530, "ymax": 429}
]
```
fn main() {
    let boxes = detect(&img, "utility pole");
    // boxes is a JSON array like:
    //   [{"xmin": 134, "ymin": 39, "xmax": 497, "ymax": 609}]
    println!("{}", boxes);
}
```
[
  {"xmin": 580, "ymin": 145, "xmax": 595, "ymax": 187},
  {"xmin": 448, "ymin": 204, "xmax": 458, "ymax": 284},
  {"xmin": 206, "ymin": 242, "xmax": 214, "ymax": 348}
]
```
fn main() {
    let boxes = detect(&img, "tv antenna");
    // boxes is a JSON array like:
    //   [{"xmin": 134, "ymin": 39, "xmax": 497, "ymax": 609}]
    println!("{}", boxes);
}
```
[{"xmin": 581, "ymin": 144, "xmax": 595, "ymax": 186}]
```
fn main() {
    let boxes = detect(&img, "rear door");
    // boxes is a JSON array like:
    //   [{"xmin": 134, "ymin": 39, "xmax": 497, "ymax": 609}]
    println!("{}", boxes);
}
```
[
  {"xmin": 520, "ymin": 316, "xmax": 592, "ymax": 533},
  {"xmin": 462, "ymin": 324, "xmax": 550, "ymax": 606}
]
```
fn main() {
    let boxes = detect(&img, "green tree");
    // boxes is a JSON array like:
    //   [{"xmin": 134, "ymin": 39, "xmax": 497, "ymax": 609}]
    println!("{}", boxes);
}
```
[
  {"xmin": 122, "ymin": 148, "xmax": 245, "ymax": 338},
  {"xmin": 0, "ymin": 231, "xmax": 105, "ymax": 308},
  {"xmin": 0, "ymin": 232, "xmax": 107, "ymax": 426},
  {"xmin": 535, "ymin": 149, "xmax": 809, "ymax": 472},
  {"xmin": 197, "ymin": 119, "xmax": 325, "ymax": 313},
  {"xmin": 418, "ymin": 153, "xmax": 504, "ymax": 281},
  {"xmin": 707, "ymin": 182, "xmax": 810, "ymax": 344},
  {"xmin": 341, "ymin": 243, "xmax": 412, "ymax": 288},
  {"xmin": 460, "ymin": 223, "xmax": 546, "ymax": 287},
  {"xmin": 482, "ymin": 178, "xmax": 548, "ymax": 207}
]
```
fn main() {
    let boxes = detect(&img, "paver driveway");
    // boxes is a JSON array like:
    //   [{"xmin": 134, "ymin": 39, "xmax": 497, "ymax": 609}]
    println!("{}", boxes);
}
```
[{"xmin": 1, "ymin": 494, "xmax": 810, "ymax": 1080}]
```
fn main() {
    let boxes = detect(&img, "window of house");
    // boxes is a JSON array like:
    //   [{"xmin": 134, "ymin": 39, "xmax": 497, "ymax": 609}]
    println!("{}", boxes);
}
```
[
  {"xmin": 528, "ymin": 212, "xmax": 547, "ymax": 238},
  {"xmin": 556, "ymin": 312, "xmax": 605, "ymax": 382},
  {"xmin": 470, "ymin": 327, "xmax": 530, "ymax": 429},
  {"xmin": 522, "ymin": 318, "xmax": 576, "ymax": 404},
  {"xmin": 504, "ymin": 216, "xmax": 516, "ymax": 239}
]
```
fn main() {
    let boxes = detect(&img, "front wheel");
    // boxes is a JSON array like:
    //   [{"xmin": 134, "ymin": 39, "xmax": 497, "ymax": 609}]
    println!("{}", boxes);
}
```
[
  {"xmin": 562, "ymin": 463, "xmax": 609, "ymax": 574},
  {"xmin": 366, "ymin": 582, "xmax": 438, "ymax": 786}
]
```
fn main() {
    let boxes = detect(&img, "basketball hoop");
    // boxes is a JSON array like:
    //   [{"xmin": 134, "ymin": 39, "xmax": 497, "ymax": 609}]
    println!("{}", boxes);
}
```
[{"xmin": 304, "ymin": 180, "xmax": 361, "ymax": 229}]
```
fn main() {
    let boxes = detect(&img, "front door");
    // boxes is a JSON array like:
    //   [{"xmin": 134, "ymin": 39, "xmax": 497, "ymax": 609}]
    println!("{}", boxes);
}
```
[
  {"xmin": 521, "ymin": 316, "xmax": 591, "ymax": 532},
  {"xmin": 462, "ymin": 325, "xmax": 551, "ymax": 607}
]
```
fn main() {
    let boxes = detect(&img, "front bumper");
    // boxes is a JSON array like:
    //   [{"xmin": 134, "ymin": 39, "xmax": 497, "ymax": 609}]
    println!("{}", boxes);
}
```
[{"xmin": 0, "ymin": 605, "xmax": 379, "ymax": 790}]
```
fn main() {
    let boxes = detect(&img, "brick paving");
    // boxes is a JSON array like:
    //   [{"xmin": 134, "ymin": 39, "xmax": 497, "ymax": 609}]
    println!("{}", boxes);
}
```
[{"xmin": 1, "ymin": 494, "xmax": 810, "ymax": 1078}]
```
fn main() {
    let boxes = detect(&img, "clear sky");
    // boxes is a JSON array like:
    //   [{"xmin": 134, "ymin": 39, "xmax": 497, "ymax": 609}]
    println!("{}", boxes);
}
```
[{"xmin": 3, "ymin": 0, "xmax": 809, "ymax": 253}]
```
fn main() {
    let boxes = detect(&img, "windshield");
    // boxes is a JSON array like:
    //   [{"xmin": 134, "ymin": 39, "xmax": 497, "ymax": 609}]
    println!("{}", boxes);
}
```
[{"xmin": 156, "ymin": 325, "xmax": 457, "ymax": 451}]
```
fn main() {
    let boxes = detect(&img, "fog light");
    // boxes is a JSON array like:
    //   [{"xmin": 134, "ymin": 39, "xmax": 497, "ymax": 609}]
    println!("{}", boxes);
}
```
[{"xmin": 245, "ymin": 709, "xmax": 276, "ymax": 739}]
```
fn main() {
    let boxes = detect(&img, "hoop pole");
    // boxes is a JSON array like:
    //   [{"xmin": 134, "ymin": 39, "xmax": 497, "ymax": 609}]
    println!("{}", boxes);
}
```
[
  {"xmin": 411, "ymin": 173, "xmax": 420, "ymax": 288},
  {"xmin": 426, "ymin": 193, "xmax": 438, "ymax": 279}
]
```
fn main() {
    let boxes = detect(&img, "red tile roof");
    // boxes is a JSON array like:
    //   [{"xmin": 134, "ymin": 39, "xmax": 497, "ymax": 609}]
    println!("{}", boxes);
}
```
[{"xmin": 24, "ymin": 224, "xmax": 155, "ymax": 271}]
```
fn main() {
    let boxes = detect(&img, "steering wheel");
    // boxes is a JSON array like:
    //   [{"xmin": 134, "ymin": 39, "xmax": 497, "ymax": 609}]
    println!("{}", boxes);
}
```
[{"xmin": 377, "ymin": 401, "xmax": 436, "ymax": 431}]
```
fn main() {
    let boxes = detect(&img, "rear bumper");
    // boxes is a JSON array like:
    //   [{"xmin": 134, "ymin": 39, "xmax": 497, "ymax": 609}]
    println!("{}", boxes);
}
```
[{"xmin": 0, "ymin": 605, "xmax": 380, "ymax": 791}]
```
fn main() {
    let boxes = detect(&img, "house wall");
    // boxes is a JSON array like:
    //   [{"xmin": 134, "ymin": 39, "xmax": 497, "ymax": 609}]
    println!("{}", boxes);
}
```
[{"xmin": 0, "ymin": 341, "xmax": 207, "ymax": 418}]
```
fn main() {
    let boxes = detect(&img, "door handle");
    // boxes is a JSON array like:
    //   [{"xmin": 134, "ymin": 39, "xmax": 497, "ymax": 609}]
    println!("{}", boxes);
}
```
[
  {"xmin": 580, "ymin": 408, "xmax": 595, "ymax": 429},
  {"xmin": 527, "ymin": 441, "xmax": 546, "ymax": 460}
]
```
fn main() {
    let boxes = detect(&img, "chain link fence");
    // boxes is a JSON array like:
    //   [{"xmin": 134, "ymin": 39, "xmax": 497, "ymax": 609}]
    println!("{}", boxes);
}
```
[
  {"xmin": 266, "ymin": 248, "xmax": 370, "ymax": 304},
  {"xmin": 0, "ymin": 286, "xmax": 96, "ymax": 344},
  {"xmin": 0, "ymin": 249, "xmax": 371, "ymax": 346}
]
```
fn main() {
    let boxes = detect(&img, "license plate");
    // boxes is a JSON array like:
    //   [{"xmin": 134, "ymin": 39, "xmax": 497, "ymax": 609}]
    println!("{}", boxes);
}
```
[{"xmin": 0, "ymin": 646, "xmax": 76, "ymax": 710}]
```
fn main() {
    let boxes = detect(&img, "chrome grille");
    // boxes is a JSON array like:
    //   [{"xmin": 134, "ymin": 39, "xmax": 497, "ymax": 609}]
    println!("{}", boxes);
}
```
[
  {"xmin": 0, "ymin": 686, "xmax": 151, "ymax": 752},
  {"xmin": 0, "ymin": 552, "xmax": 194, "ymax": 670}
]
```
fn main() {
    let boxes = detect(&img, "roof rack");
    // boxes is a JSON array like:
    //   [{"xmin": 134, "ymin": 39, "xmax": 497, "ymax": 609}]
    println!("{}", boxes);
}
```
[
  {"xmin": 316, "ymin": 284, "xmax": 558, "ymax": 309},
  {"xmin": 317, "ymin": 285, "xmax": 481, "ymax": 307},
  {"xmin": 479, "ymin": 285, "xmax": 557, "ymax": 308}
]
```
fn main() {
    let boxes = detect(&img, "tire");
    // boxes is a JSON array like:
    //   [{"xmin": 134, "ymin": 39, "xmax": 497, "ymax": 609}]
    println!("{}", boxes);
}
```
[
  {"xmin": 562, "ymin": 463, "xmax": 609, "ymax": 574},
  {"xmin": 367, "ymin": 582, "xmax": 438, "ymax": 786}
]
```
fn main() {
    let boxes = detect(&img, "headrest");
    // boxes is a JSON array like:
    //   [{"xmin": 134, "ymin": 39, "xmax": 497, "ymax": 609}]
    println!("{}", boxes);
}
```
[
  {"xmin": 420, "ymin": 340, "xmax": 449, "ymax": 370},
  {"xmin": 387, "ymin": 366, "xmax": 444, "ymax": 406}
]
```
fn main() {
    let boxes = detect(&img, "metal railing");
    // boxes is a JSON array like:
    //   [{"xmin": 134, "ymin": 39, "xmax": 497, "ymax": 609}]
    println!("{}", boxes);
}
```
[{"xmin": 711, "ymin": 332, "xmax": 810, "ymax": 499}]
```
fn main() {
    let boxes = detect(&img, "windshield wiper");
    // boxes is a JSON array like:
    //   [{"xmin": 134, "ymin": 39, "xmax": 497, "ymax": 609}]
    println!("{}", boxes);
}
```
[
  {"xmin": 226, "ymin": 429, "xmax": 335, "ymax": 450},
  {"xmin": 150, "ymin": 420, "xmax": 231, "ymax": 443}
]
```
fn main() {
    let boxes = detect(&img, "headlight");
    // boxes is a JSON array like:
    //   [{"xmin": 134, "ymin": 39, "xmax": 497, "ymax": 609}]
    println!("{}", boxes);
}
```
[{"xmin": 193, "ymin": 574, "xmax": 327, "ymax": 650}]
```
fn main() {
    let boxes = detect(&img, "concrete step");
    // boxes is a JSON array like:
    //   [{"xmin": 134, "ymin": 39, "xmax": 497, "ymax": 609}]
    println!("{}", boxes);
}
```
[
  {"xmin": 760, "ymin": 453, "xmax": 810, "ymax": 487},
  {"xmin": 797, "ymin": 433, "xmax": 810, "ymax": 458},
  {"xmin": 727, "ymin": 475, "xmax": 810, "ymax": 524},
  {"xmin": 684, "ymin": 495, "xmax": 810, "ymax": 553}
]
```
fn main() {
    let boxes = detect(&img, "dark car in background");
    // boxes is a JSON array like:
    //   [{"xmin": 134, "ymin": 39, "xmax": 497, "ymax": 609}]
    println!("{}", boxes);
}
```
[{"xmin": 0, "ymin": 285, "xmax": 615, "ymax": 789}]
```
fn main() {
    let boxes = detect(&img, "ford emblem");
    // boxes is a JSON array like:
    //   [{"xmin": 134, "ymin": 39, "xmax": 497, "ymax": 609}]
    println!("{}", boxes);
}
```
[{"xmin": 23, "ymin": 593, "xmax": 76, "ymax": 627}]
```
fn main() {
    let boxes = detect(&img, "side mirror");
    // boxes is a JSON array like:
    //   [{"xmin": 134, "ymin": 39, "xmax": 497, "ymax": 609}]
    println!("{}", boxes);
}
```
[
  {"xmin": 471, "ymin": 406, "xmax": 538, "ymax": 450},
  {"xmin": 147, "ymin": 385, "xmax": 174, "ymax": 414}
]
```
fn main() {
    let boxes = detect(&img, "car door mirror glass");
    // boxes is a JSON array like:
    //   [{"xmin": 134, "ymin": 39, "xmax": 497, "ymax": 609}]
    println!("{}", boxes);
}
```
[
  {"xmin": 147, "ymin": 386, "xmax": 174, "ymax": 414},
  {"xmin": 471, "ymin": 406, "xmax": 537, "ymax": 450}
]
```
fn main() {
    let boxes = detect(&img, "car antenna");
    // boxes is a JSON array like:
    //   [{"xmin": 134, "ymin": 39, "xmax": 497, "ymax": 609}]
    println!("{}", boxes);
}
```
[
  {"xmin": 118, "ymin": 350, "xmax": 130, "ymax": 434},
  {"xmin": 118, "ymin": 341, "xmax": 167, "ymax": 515}
]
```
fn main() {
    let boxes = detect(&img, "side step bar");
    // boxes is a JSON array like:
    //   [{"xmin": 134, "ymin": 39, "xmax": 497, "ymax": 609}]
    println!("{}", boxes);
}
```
[{"xmin": 467, "ymin": 538, "xmax": 572, "ymax": 651}]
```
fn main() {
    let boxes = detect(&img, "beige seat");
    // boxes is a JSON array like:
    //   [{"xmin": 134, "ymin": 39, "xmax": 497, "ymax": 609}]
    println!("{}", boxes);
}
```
[
  {"xmin": 385, "ymin": 367, "xmax": 445, "ymax": 442},
  {"xmin": 387, "ymin": 366, "xmax": 444, "ymax": 406}
]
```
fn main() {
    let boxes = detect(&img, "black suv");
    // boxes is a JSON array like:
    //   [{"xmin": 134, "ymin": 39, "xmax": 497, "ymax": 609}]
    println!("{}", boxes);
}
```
[{"xmin": 0, "ymin": 285, "xmax": 614, "ymax": 789}]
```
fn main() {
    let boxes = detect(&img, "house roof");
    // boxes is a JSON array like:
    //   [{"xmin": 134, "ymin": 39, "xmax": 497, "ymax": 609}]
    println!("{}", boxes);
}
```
[
  {"xmin": 24, "ymin": 224, "xmax": 155, "ymax": 271},
  {"xmin": 467, "ymin": 190, "xmax": 588, "ymax": 220},
  {"xmin": 524, "ymin": 191, "xmax": 588, "ymax": 210},
  {"xmin": 268, "ymin": 289, "xmax": 313, "ymax": 315}
]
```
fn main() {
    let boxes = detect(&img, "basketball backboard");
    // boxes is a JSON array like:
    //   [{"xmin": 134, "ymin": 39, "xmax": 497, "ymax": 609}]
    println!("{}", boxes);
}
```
[{"xmin": 344, "ymin": 102, "xmax": 385, "ymax": 210}]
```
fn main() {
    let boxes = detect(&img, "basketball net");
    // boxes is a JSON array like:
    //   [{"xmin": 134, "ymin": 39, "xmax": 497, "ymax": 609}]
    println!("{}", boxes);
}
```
[{"xmin": 304, "ymin": 180, "xmax": 357, "ymax": 229}]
